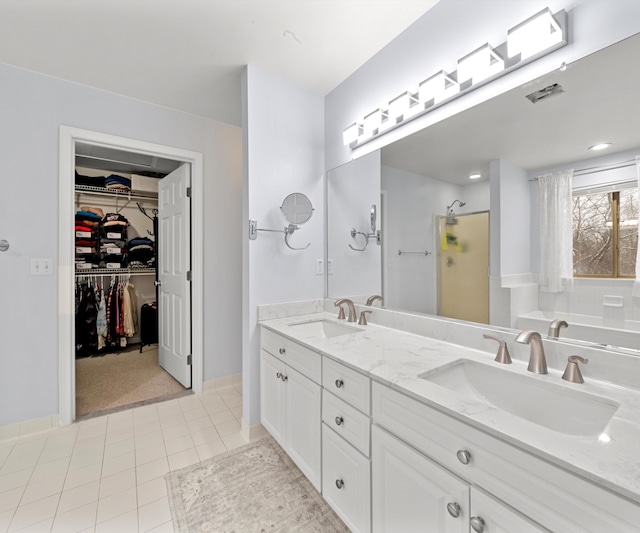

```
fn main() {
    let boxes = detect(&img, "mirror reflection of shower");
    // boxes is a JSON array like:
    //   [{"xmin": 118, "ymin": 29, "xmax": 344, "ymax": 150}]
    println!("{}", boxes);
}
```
[{"xmin": 446, "ymin": 199, "xmax": 466, "ymax": 224}]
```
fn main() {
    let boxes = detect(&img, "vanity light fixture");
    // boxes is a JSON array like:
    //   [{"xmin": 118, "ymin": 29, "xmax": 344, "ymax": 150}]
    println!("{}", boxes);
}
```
[
  {"xmin": 507, "ymin": 7, "xmax": 564, "ymax": 61},
  {"xmin": 388, "ymin": 91, "xmax": 417, "ymax": 123},
  {"xmin": 343, "ymin": 122, "xmax": 362, "ymax": 146},
  {"xmin": 457, "ymin": 44, "xmax": 504, "ymax": 85},
  {"xmin": 469, "ymin": 172, "xmax": 482, "ymax": 180},
  {"xmin": 362, "ymin": 108, "xmax": 388, "ymax": 139},
  {"xmin": 589, "ymin": 143, "xmax": 612, "ymax": 151},
  {"xmin": 418, "ymin": 70, "xmax": 459, "ymax": 108},
  {"xmin": 342, "ymin": 6, "xmax": 567, "ymax": 148}
]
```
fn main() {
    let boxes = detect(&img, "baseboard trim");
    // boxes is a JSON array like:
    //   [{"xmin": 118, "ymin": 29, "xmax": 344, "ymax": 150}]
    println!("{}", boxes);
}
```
[
  {"xmin": 0, "ymin": 414, "xmax": 60, "ymax": 443},
  {"xmin": 241, "ymin": 418, "xmax": 267, "ymax": 441},
  {"xmin": 203, "ymin": 373, "xmax": 242, "ymax": 392}
]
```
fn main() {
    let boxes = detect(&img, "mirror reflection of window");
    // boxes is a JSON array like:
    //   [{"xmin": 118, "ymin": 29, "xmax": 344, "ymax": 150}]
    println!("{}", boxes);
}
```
[{"xmin": 572, "ymin": 188, "xmax": 638, "ymax": 277}]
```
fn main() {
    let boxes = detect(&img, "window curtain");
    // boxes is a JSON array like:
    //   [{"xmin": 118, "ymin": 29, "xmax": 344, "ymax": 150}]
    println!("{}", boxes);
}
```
[
  {"xmin": 539, "ymin": 169, "xmax": 574, "ymax": 293},
  {"xmin": 634, "ymin": 156, "xmax": 640, "ymax": 297}
]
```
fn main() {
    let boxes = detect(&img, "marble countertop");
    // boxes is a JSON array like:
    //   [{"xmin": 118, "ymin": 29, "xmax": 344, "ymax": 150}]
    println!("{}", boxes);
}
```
[{"xmin": 260, "ymin": 311, "xmax": 640, "ymax": 505}]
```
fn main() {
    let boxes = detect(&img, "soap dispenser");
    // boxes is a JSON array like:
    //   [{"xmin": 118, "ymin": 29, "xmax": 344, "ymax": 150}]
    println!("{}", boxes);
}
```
[{"xmin": 562, "ymin": 355, "xmax": 588, "ymax": 384}]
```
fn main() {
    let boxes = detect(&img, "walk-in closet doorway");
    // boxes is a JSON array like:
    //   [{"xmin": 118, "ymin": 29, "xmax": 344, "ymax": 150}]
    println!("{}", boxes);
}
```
[{"xmin": 58, "ymin": 127, "xmax": 205, "ymax": 425}]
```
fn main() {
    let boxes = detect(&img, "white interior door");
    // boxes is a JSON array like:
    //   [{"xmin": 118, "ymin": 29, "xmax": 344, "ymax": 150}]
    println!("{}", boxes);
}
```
[{"xmin": 158, "ymin": 164, "xmax": 191, "ymax": 387}]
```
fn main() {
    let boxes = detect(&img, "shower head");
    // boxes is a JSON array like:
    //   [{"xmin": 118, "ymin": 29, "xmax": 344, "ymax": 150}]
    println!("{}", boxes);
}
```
[{"xmin": 446, "ymin": 199, "xmax": 466, "ymax": 211}]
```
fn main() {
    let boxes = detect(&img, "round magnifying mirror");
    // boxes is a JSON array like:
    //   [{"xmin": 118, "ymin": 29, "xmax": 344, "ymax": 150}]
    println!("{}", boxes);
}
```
[{"xmin": 281, "ymin": 193, "xmax": 314, "ymax": 225}]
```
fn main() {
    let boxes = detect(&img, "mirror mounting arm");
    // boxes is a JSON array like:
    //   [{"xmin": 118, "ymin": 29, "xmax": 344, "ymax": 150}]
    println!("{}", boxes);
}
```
[{"xmin": 248, "ymin": 220, "xmax": 311, "ymax": 251}]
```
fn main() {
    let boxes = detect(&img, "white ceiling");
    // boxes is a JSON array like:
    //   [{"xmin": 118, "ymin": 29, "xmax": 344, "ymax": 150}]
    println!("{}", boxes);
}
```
[
  {"xmin": 0, "ymin": 0, "xmax": 438, "ymax": 127},
  {"xmin": 382, "ymin": 32, "xmax": 640, "ymax": 185}
]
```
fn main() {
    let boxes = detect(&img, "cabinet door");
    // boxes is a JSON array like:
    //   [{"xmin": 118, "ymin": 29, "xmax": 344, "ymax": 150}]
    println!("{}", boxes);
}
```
[
  {"xmin": 260, "ymin": 350, "xmax": 285, "ymax": 445},
  {"xmin": 470, "ymin": 488, "xmax": 549, "ymax": 533},
  {"xmin": 322, "ymin": 424, "xmax": 371, "ymax": 533},
  {"xmin": 285, "ymin": 365, "xmax": 321, "ymax": 490},
  {"xmin": 372, "ymin": 426, "xmax": 469, "ymax": 533}
]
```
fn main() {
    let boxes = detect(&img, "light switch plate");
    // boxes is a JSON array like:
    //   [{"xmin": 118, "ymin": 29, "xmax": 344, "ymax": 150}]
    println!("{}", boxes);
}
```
[
  {"xmin": 327, "ymin": 259, "xmax": 333, "ymax": 275},
  {"xmin": 31, "ymin": 258, "xmax": 53, "ymax": 276},
  {"xmin": 315, "ymin": 259, "xmax": 324, "ymax": 275}
]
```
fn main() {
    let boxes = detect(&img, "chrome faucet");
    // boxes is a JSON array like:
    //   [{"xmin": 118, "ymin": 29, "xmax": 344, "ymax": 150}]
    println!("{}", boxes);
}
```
[
  {"xmin": 515, "ymin": 330, "xmax": 548, "ymax": 374},
  {"xmin": 335, "ymin": 298, "xmax": 357, "ymax": 323},
  {"xmin": 366, "ymin": 295, "xmax": 384, "ymax": 306},
  {"xmin": 548, "ymin": 319, "xmax": 568, "ymax": 338}
]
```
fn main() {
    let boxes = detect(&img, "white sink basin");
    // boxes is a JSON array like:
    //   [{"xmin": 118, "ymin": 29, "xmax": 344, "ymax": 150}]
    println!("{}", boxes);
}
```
[
  {"xmin": 288, "ymin": 319, "xmax": 362, "ymax": 338},
  {"xmin": 420, "ymin": 359, "xmax": 619, "ymax": 437}
]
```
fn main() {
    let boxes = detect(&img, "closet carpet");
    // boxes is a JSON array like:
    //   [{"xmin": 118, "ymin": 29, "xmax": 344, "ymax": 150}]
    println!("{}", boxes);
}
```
[{"xmin": 76, "ymin": 345, "xmax": 189, "ymax": 419}]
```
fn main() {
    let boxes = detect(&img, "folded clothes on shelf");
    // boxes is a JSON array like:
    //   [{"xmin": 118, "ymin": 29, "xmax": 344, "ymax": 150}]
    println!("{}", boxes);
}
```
[
  {"xmin": 80, "ymin": 205, "xmax": 105, "ymax": 218},
  {"xmin": 104, "ymin": 174, "xmax": 132, "ymax": 191},
  {"xmin": 75, "ymin": 171, "xmax": 105, "ymax": 188}
]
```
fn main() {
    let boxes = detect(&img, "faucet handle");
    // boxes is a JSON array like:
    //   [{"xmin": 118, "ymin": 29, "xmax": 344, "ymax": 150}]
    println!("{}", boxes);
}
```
[
  {"xmin": 483, "ymin": 334, "xmax": 512, "ymax": 364},
  {"xmin": 562, "ymin": 355, "xmax": 589, "ymax": 383},
  {"xmin": 358, "ymin": 310, "xmax": 372, "ymax": 325},
  {"xmin": 335, "ymin": 303, "xmax": 346, "ymax": 320},
  {"xmin": 562, "ymin": 356, "xmax": 588, "ymax": 384}
]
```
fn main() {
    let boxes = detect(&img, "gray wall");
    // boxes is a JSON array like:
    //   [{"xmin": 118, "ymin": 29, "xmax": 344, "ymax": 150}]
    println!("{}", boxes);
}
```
[
  {"xmin": 242, "ymin": 65, "xmax": 325, "ymax": 426},
  {"xmin": 0, "ymin": 63, "xmax": 242, "ymax": 426}
]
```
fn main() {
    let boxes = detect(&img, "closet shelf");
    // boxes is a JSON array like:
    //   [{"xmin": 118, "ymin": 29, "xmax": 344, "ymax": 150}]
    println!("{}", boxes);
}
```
[
  {"xmin": 75, "ymin": 268, "xmax": 156, "ymax": 277},
  {"xmin": 75, "ymin": 185, "xmax": 158, "ymax": 200}
]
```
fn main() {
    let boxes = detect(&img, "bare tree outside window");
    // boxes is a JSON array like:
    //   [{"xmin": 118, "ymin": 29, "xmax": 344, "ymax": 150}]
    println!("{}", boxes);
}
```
[{"xmin": 572, "ymin": 189, "xmax": 638, "ymax": 277}]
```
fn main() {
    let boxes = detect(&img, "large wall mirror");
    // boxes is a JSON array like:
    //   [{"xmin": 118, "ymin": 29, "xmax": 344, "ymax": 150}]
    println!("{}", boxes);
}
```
[{"xmin": 327, "ymin": 32, "xmax": 640, "ymax": 353}]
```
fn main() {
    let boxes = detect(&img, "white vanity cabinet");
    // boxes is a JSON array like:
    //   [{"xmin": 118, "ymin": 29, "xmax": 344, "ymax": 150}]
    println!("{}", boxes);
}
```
[
  {"xmin": 321, "ymin": 357, "xmax": 372, "ymax": 533},
  {"xmin": 372, "ymin": 425, "xmax": 546, "ymax": 533},
  {"xmin": 260, "ymin": 329, "xmax": 321, "ymax": 490},
  {"xmin": 373, "ymin": 382, "xmax": 640, "ymax": 533}
]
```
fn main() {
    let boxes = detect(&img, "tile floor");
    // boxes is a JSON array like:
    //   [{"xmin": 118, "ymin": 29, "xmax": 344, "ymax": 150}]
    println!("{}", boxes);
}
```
[{"xmin": 0, "ymin": 384, "xmax": 257, "ymax": 532}]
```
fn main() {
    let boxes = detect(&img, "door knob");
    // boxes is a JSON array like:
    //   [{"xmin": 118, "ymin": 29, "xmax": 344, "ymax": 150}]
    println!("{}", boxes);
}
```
[
  {"xmin": 335, "ymin": 479, "xmax": 344, "ymax": 489},
  {"xmin": 154, "ymin": 280, "xmax": 161, "ymax": 287},
  {"xmin": 335, "ymin": 416, "xmax": 344, "ymax": 426},
  {"xmin": 335, "ymin": 379, "xmax": 344, "ymax": 388}
]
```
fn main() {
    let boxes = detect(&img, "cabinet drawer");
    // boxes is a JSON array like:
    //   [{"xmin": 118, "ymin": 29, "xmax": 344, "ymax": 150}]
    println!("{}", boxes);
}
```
[
  {"xmin": 323, "ymin": 391, "xmax": 371, "ymax": 457},
  {"xmin": 322, "ymin": 423, "xmax": 371, "ymax": 533},
  {"xmin": 261, "ymin": 327, "xmax": 321, "ymax": 384},
  {"xmin": 373, "ymin": 383, "xmax": 640, "ymax": 533},
  {"xmin": 323, "ymin": 357, "xmax": 370, "ymax": 414}
]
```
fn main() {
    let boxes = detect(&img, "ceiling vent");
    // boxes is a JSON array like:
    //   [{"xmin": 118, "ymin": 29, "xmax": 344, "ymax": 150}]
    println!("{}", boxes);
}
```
[{"xmin": 525, "ymin": 83, "xmax": 564, "ymax": 103}]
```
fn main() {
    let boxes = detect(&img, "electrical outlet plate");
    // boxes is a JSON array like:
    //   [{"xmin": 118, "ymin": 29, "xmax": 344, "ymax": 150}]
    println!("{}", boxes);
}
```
[
  {"xmin": 327, "ymin": 259, "xmax": 333, "ymax": 275},
  {"xmin": 315, "ymin": 259, "xmax": 324, "ymax": 275},
  {"xmin": 31, "ymin": 258, "xmax": 53, "ymax": 275}
]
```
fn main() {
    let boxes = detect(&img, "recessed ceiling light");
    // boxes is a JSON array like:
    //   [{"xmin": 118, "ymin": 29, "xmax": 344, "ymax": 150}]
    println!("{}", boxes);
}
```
[
  {"xmin": 469, "ymin": 172, "xmax": 482, "ymax": 180},
  {"xmin": 589, "ymin": 143, "xmax": 612, "ymax": 151}
]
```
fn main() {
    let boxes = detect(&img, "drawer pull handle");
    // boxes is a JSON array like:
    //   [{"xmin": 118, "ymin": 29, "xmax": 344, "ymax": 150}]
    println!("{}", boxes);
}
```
[
  {"xmin": 279, "ymin": 348, "xmax": 286, "ymax": 355},
  {"xmin": 456, "ymin": 449, "xmax": 471, "ymax": 465},
  {"xmin": 335, "ymin": 416, "xmax": 344, "ymax": 426},
  {"xmin": 446, "ymin": 502, "xmax": 461, "ymax": 518},
  {"xmin": 470, "ymin": 516, "xmax": 486, "ymax": 532},
  {"xmin": 335, "ymin": 479, "xmax": 344, "ymax": 489},
  {"xmin": 335, "ymin": 379, "xmax": 344, "ymax": 388}
]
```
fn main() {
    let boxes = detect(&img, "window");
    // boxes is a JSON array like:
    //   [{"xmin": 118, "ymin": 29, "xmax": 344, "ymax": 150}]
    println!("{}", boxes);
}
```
[{"xmin": 572, "ymin": 187, "xmax": 638, "ymax": 277}]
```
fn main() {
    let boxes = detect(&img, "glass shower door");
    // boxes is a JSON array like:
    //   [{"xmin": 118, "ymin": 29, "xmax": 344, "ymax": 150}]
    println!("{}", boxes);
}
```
[{"xmin": 438, "ymin": 211, "xmax": 489, "ymax": 324}]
